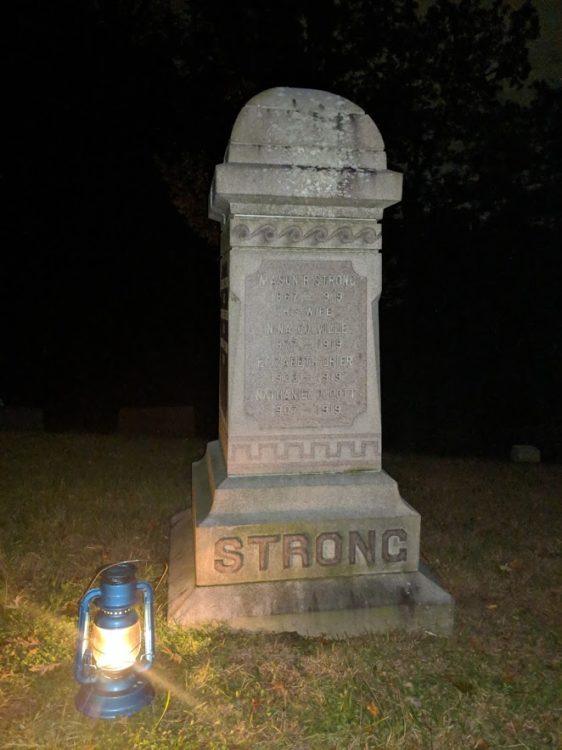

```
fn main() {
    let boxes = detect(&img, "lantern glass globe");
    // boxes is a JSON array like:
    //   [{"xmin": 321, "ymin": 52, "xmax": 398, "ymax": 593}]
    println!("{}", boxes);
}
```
[{"xmin": 90, "ymin": 621, "xmax": 142, "ymax": 673}]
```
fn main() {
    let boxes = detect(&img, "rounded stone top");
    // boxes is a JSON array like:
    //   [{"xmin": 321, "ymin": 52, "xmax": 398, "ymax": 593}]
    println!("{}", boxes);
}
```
[
  {"xmin": 244, "ymin": 87, "xmax": 364, "ymax": 115},
  {"xmin": 209, "ymin": 87, "xmax": 402, "ymax": 223},
  {"xmin": 226, "ymin": 86, "xmax": 386, "ymax": 170}
]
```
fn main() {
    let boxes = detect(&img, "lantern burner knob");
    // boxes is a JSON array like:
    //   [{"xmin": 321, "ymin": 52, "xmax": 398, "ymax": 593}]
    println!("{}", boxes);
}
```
[{"xmin": 102, "ymin": 563, "xmax": 136, "ymax": 585}]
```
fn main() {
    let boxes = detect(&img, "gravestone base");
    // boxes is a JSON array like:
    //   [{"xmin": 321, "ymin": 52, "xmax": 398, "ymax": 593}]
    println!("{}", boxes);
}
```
[
  {"xmin": 168, "ymin": 509, "xmax": 454, "ymax": 637},
  {"xmin": 191, "ymin": 441, "xmax": 421, "ymax": 584},
  {"xmin": 168, "ymin": 440, "xmax": 454, "ymax": 638}
]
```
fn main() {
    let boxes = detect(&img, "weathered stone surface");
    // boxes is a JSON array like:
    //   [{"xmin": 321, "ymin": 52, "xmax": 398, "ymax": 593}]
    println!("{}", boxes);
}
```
[
  {"xmin": 169, "ymin": 86, "xmax": 454, "ymax": 637},
  {"xmin": 510, "ymin": 444, "xmax": 541, "ymax": 463},
  {"xmin": 228, "ymin": 87, "xmax": 385, "ymax": 171},
  {"xmin": 191, "ymin": 441, "xmax": 420, "ymax": 586},
  {"xmin": 209, "ymin": 87, "xmax": 401, "ymax": 224},
  {"xmin": 244, "ymin": 258, "xmax": 368, "ymax": 431},
  {"xmin": 219, "ymin": 234, "xmax": 382, "ymax": 476},
  {"xmin": 169, "ymin": 511, "xmax": 454, "ymax": 637},
  {"xmin": 210, "ymin": 165, "xmax": 402, "ymax": 222},
  {"xmin": 227, "ymin": 87, "xmax": 384, "ymax": 171}
]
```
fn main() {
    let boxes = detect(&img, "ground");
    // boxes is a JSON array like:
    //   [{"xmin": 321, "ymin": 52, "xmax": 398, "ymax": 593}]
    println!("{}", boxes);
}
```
[{"xmin": 0, "ymin": 433, "xmax": 560, "ymax": 749}]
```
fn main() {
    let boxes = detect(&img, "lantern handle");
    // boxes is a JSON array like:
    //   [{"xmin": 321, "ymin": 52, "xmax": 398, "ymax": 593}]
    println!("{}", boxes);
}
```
[
  {"xmin": 74, "ymin": 586, "xmax": 101, "ymax": 684},
  {"xmin": 83, "ymin": 558, "xmax": 144, "ymax": 592},
  {"xmin": 136, "ymin": 580, "xmax": 155, "ymax": 670}
]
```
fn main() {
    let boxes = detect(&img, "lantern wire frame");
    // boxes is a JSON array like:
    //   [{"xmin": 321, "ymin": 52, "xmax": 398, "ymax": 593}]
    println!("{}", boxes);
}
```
[
  {"xmin": 82, "ymin": 559, "xmax": 168, "ymax": 599},
  {"xmin": 77, "ymin": 558, "xmax": 166, "ymax": 673},
  {"xmin": 74, "ymin": 559, "xmax": 164, "ymax": 718}
]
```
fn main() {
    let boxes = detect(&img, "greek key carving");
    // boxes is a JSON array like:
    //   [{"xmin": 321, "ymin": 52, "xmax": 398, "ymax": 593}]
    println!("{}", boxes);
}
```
[{"xmin": 228, "ymin": 433, "xmax": 380, "ymax": 474}]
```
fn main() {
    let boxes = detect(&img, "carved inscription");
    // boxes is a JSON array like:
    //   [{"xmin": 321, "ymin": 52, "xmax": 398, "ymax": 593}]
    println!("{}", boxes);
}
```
[
  {"xmin": 316, "ymin": 532, "xmax": 342, "ymax": 566},
  {"xmin": 283, "ymin": 534, "xmax": 311, "ymax": 568},
  {"xmin": 382, "ymin": 528, "xmax": 408, "ymax": 563},
  {"xmin": 214, "ymin": 537, "xmax": 243, "ymax": 574},
  {"xmin": 349, "ymin": 530, "xmax": 376, "ymax": 565},
  {"xmin": 213, "ymin": 529, "xmax": 408, "ymax": 575},
  {"xmin": 249, "ymin": 534, "xmax": 279, "ymax": 571},
  {"xmin": 245, "ymin": 259, "xmax": 367, "ymax": 429}
]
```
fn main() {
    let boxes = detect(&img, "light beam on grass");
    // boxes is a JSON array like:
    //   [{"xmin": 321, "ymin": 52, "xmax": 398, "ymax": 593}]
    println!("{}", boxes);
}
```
[{"xmin": 8, "ymin": 589, "xmax": 206, "ymax": 713}]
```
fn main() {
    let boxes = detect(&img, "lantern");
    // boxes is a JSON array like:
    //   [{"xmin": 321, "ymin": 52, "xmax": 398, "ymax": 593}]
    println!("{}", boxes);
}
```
[{"xmin": 74, "ymin": 562, "xmax": 155, "ymax": 718}]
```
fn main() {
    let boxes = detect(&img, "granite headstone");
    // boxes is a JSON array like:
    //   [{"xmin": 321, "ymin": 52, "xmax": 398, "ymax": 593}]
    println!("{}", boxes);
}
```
[{"xmin": 168, "ymin": 87, "xmax": 454, "ymax": 636}]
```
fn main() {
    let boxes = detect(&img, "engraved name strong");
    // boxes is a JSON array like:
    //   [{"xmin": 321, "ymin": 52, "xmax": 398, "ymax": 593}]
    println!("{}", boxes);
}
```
[
  {"xmin": 213, "ymin": 528, "xmax": 408, "ymax": 575},
  {"xmin": 245, "ymin": 259, "xmax": 367, "ymax": 429}
]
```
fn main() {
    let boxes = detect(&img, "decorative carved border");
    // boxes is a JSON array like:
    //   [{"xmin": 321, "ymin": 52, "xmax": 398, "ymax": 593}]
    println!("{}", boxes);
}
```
[
  {"xmin": 228, "ymin": 433, "xmax": 380, "ymax": 474},
  {"xmin": 229, "ymin": 218, "xmax": 380, "ymax": 248}
]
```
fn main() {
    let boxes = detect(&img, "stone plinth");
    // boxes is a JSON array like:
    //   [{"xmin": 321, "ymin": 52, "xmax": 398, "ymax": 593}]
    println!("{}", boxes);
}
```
[
  {"xmin": 510, "ymin": 445, "xmax": 541, "ymax": 463},
  {"xmin": 169, "ymin": 87, "xmax": 454, "ymax": 636}
]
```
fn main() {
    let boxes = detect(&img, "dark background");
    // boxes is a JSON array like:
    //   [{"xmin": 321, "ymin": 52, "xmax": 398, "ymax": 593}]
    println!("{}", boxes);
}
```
[{"xmin": 3, "ymin": 0, "xmax": 561, "ymax": 457}]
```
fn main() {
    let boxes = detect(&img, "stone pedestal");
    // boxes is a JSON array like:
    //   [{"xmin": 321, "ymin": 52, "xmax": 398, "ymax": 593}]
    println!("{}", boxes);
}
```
[{"xmin": 169, "ymin": 87, "xmax": 453, "ymax": 636}]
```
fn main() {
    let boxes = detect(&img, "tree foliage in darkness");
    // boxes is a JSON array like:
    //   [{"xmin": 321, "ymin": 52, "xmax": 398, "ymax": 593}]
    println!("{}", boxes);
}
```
[{"xmin": 4, "ymin": 0, "xmax": 560, "ymax": 454}]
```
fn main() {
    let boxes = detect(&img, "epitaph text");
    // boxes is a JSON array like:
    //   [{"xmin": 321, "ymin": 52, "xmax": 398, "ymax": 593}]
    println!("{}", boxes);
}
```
[{"xmin": 245, "ymin": 259, "xmax": 367, "ymax": 429}]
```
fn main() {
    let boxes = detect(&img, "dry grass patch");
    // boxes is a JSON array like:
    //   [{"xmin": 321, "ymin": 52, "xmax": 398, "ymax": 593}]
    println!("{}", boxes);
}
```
[{"xmin": 0, "ymin": 434, "xmax": 560, "ymax": 748}]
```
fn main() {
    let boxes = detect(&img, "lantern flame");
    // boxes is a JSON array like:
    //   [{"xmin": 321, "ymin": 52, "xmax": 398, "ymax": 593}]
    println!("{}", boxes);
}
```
[{"xmin": 90, "ymin": 621, "xmax": 141, "ymax": 672}]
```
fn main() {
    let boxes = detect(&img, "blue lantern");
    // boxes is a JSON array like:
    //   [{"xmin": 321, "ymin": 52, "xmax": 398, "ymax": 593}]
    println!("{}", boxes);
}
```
[{"xmin": 74, "ymin": 562, "xmax": 155, "ymax": 719}]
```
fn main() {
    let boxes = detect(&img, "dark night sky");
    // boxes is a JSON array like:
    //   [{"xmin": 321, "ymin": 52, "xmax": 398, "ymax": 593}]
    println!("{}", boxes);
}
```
[{"xmin": 3, "ymin": 0, "xmax": 561, "ymax": 456}]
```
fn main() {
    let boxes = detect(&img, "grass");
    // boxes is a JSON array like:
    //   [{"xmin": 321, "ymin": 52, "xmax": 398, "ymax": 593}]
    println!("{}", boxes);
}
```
[{"xmin": 0, "ymin": 433, "xmax": 560, "ymax": 749}]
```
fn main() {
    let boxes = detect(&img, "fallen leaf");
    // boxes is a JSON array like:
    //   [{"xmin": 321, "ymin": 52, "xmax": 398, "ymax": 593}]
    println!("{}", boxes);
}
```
[
  {"xmin": 366, "ymin": 702, "xmax": 379, "ymax": 718},
  {"xmin": 29, "ymin": 662, "xmax": 61, "ymax": 674},
  {"xmin": 486, "ymin": 603, "xmax": 498, "ymax": 610},
  {"xmin": 271, "ymin": 681, "xmax": 288, "ymax": 698},
  {"xmin": 21, "ymin": 637, "xmax": 40, "ymax": 648},
  {"xmin": 474, "ymin": 739, "xmax": 490, "ymax": 750},
  {"xmin": 5, "ymin": 594, "xmax": 25, "ymax": 609}
]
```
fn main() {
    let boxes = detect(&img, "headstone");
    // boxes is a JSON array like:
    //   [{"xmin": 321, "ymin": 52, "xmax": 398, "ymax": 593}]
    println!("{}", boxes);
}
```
[
  {"xmin": 118, "ymin": 406, "xmax": 195, "ymax": 438},
  {"xmin": 510, "ymin": 444, "xmax": 541, "ymax": 463},
  {"xmin": 0, "ymin": 407, "xmax": 44, "ymax": 432},
  {"xmin": 168, "ymin": 88, "xmax": 454, "ymax": 636}
]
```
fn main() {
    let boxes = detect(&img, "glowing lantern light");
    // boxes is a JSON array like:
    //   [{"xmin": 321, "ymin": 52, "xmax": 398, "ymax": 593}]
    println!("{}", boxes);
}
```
[{"xmin": 74, "ymin": 562, "xmax": 155, "ymax": 718}]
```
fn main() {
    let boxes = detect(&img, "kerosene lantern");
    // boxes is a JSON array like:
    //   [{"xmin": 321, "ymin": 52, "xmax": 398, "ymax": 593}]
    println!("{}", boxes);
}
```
[{"xmin": 74, "ymin": 562, "xmax": 155, "ymax": 718}]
